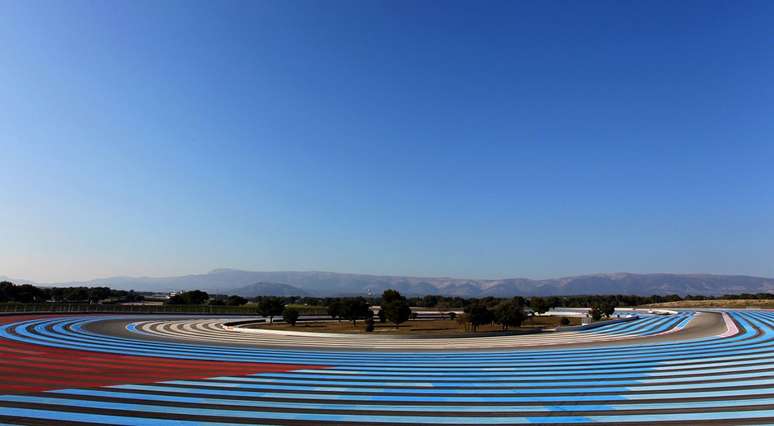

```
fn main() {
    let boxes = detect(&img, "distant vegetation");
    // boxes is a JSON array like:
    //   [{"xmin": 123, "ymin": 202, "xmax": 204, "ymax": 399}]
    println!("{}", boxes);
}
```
[
  {"xmin": 166, "ymin": 290, "xmax": 209, "ymax": 305},
  {"xmin": 0, "ymin": 281, "xmax": 144, "ymax": 304},
  {"xmin": 1, "ymin": 281, "xmax": 771, "ymax": 318}
]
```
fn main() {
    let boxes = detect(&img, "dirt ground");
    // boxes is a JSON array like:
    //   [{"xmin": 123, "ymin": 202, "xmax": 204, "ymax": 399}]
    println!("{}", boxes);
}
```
[{"xmin": 249, "ymin": 315, "xmax": 581, "ymax": 335}]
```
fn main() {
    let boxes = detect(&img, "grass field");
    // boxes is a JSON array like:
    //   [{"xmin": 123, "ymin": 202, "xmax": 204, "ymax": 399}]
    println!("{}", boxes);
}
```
[{"xmin": 642, "ymin": 299, "xmax": 774, "ymax": 309}]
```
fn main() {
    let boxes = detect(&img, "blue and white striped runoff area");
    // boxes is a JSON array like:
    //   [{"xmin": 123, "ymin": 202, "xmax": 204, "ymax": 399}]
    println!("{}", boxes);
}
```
[{"xmin": 0, "ymin": 310, "xmax": 773, "ymax": 425}]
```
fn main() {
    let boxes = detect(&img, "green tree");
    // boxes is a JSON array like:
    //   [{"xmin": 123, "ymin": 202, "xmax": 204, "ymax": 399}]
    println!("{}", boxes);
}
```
[
  {"xmin": 13, "ymin": 284, "xmax": 46, "ymax": 303},
  {"xmin": 493, "ymin": 298, "xmax": 527, "ymax": 330},
  {"xmin": 603, "ymin": 301, "xmax": 617, "ymax": 317},
  {"xmin": 590, "ymin": 301, "xmax": 617, "ymax": 320},
  {"xmin": 225, "ymin": 295, "xmax": 248, "ymax": 306},
  {"xmin": 0, "ymin": 281, "xmax": 15, "ymax": 302},
  {"xmin": 421, "ymin": 295, "xmax": 439, "ymax": 307},
  {"xmin": 341, "ymin": 298, "xmax": 371, "ymax": 326},
  {"xmin": 529, "ymin": 297, "xmax": 550, "ymax": 315},
  {"xmin": 66, "ymin": 287, "xmax": 90, "ymax": 302},
  {"xmin": 546, "ymin": 296, "xmax": 562, "ymax": 309},
  {"xmin": 381, "ymin": 289, "xmax": 402, "ymax": 304},
  {"xmin": 464, "ymin": 302, "xmax": 493, "ymax": 332},
  {"xmin": 381, "ymin": 290, "xmax": 411, "ymax": 328},
  {"xmin": 589, "ymin": 305, "xmax": 603, "ymax": 321},
  {"xmin": 384, "ymin": 303, "xmax": 411, "ymax": 328},
  {"xmin": 327, "ymin": 300, "xmax": 344, "ymax": 322},
  {"xmin": 258, "ymin": 297, "xmax": 285, "ymax": 323},
  {"xmin": 282, "ymin": 307, "xmax": 300, "ymax": 326},
  {"xmin": 87, "ymin": 287, "xmax": 112, "ymax": 303},
  {"xmin": 123, "ymin": 290, "xmax": 144, "ymax": 303},
  {"xmin": 166, "ymin": 290, "xmax": 209, "ymax": 305}
]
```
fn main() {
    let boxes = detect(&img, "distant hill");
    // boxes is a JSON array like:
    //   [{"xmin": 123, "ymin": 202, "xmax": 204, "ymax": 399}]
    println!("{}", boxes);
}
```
[
  {"xmin": 0, "ymin": 276, "xmax": 36, "ymax": 285},
  {"xmin": 215, "ymin": 282, "xmax": 309, "ymax": 297},
  {"xmin": 8, "ymin": 269, "xmax": 773, "ymax": 297}
]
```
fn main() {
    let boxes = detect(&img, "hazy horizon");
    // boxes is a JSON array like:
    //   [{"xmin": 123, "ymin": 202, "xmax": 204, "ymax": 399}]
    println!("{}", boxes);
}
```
[
  {"xmin": 5, "ymin": 267, "xmax": 774, "ymax": 287},
  {"xmin": 3, "ymin": 1, "xmax": 772, "ymax": 283}
]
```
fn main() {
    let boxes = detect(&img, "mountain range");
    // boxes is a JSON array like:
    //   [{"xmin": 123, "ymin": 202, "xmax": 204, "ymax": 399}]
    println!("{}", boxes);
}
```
[{"xmin": 4, "ymin": 269, "xmax": 774, "ymax": 297}]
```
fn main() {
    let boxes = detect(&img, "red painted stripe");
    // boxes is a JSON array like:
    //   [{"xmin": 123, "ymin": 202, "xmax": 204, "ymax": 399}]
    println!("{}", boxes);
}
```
[{"xmin": 0, "ymin": 314, "xmax": 326, "ymax": 394}]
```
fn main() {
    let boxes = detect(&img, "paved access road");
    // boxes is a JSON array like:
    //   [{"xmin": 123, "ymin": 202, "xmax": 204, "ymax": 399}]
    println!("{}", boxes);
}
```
[{"xmin": 0, "ymin": 310, "xmax": 772, "ymax": 425}]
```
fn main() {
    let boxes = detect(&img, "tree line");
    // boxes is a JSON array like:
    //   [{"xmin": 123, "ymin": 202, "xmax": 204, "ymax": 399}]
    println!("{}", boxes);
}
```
[
  {"xmin": 247, "ymin": 293, "xmax": 774, "ymax": 310},
  {"xmin": 3, "ymin": 281, "xmax": 771, "ymax": 311},
  {"xmin": 0, "ymin": 282, "xmax": 144, "ymax": 304}
]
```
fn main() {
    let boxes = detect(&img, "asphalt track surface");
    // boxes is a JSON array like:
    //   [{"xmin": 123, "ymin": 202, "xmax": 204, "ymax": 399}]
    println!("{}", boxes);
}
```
[{"xmin": 0, "ymin": 310, "xmax": 772, "ymax": 425}]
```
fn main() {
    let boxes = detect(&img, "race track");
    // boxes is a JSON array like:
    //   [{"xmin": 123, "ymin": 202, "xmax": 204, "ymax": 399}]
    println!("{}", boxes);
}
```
[
  {"xmin": 128, "ymin": 311, "xmax": 696, "ymax": 349},
  {"xmin": 0, "ymin": 310, "xmax": 772, "ymax": 425}
]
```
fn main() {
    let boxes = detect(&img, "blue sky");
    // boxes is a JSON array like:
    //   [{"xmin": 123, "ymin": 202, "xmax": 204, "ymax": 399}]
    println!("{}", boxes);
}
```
[{"xmin": 1, "ymin": 1, "xmax": 773, "ymax": 282}]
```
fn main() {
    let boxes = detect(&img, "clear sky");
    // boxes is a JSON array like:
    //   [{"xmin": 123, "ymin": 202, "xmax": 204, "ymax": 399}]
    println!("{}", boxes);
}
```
[{"xmin": 2, "ymin": 1, "xmax": 773, "ymax": 282}]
